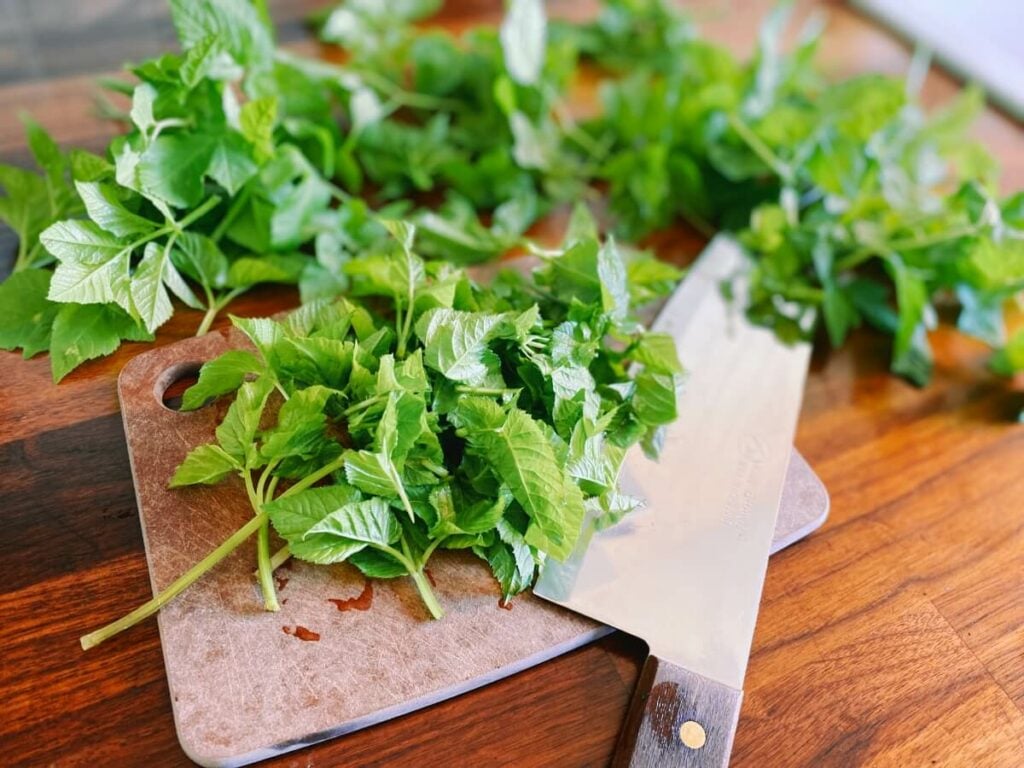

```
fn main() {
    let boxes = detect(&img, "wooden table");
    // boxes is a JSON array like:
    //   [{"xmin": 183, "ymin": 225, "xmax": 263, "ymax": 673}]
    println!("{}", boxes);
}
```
[{"xmin": 2, "ymin": 1, "xmax": 1022, "ymax": 765}]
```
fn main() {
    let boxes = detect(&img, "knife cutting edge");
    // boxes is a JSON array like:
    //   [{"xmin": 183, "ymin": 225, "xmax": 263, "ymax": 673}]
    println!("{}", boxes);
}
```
[{"xmin": 534, "ymin": 236, "xmax": 813, "ymax": 767}]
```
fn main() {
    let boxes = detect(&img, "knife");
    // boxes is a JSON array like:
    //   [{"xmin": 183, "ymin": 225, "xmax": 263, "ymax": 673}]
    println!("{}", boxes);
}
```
[{"xmin": 534, "ymin": 236, "xmax": 812, "ymax": 767}]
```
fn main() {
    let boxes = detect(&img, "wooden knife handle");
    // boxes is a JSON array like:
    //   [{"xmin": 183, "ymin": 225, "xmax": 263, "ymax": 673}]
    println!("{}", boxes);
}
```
[{"xmin": 611, "ymin": 656, "xmax": 743, "ymax": 768}]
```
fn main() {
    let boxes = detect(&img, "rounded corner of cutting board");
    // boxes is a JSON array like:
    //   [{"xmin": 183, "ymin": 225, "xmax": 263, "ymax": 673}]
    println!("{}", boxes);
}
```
[{"xmin": 173, "ymin": 717, "xmax": 236, "ymax": 768}]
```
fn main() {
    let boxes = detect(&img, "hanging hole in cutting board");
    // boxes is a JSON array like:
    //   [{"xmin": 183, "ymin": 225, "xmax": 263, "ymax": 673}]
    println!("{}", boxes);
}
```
[{"xmin": 155, "ymin": 361, "xmax": 204, "ymax": 411}]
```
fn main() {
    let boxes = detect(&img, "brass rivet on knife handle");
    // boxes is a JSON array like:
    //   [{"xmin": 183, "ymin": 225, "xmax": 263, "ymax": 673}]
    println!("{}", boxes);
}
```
[
  {"xmin": 613, "ymin": 656, "xmax": 742, "ymax": 767},
  {"xmin": 679, "ymin": 721, "xmax": 707, "ymax": 749}
]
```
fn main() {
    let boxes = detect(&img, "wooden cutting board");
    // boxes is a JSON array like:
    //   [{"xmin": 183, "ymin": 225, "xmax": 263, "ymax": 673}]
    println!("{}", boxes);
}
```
[{"xmin": 117, "ymin": 325, "xmax": 828, "ymax": 767}]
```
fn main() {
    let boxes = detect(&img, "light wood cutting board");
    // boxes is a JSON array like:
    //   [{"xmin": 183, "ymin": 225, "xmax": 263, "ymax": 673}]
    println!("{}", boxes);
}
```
[{"xmin": 117, "ymin": 325, "xmax": 828, "ymax": 767}]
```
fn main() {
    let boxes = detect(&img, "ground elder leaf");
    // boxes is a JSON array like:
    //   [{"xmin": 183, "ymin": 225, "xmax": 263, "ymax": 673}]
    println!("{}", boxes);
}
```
[
  {"xmin": 459, "ymin": 402, "xmax": 584, "ymax": 561},
  {"xmin": 169, "ymin": 444, "xmax": 240, "ymax": 487},
  {"xmin": 0, "ymin": 269, "xmax": 60, "ymax": 358},
  {"xmin": 416, "ymin": 308, "xmax": 507, "ymax": 385},
  {"xmin": 48, "ymin": 303, "xmax": 150, "ymax": 382}
]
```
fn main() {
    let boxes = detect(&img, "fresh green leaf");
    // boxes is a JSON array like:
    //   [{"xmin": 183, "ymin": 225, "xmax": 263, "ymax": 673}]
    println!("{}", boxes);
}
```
[
  {"xmin": 630, "ymin": 332, "xmax": 682, "ymax": 374},
  {"xmin": 48, "ymin": 303, "xmax": 150, "ymax": 382},
  {"xmin": 416, "ymin": 308, "xmax": 507, "ymax": 385},
  {"xmin": 181, "ymin": 349, "xmax": 264, "ymax": 410},
  {"xmin": 75, "ymin": 181, "xmax": 158, "ymax": 237},
  {"xmin": 457, "ymin": 400, "xmax": 585, "ymax": 560},
  {"xmin": 344, "ymin": 450, "xmax": 404, "ymax": 499},
  {"xmin": 42, "ymin": 221, "xmax": 133, "ymax": 312},
  {"xmin": 137, "ymin": 134, "xmax": 217, "ymax": 209},
  {"xmin": 169, "ymin": 0, "xmax": 275, "ymax": 75},
  {"xmin": 261, "ymin": 385, "xmax": 335, "ymax": 460},
  {"xmin": 130, "ymin": 242, "xmax": 176, "ymax": 333},
  {"xmin": 265, "ymin": 484, "xmax": 374, "ymax": 564},
  {"xmin": 633, "ymin": 370, "xmax": 679, "ymax": 427},
  {"xmin": 227, "ymin": 252, "xmax": 307, "ymax": 287},
  {"xmin": 21, "ymin": 114, "xmax": 65, "ymax": 183},
  {"xmin": 305, "ymin": 497, "xmax": 401, "ymax": 553},
  {"xmin": 173, "ymin": 231, "xmax": 230, "ymax": 288},
  {"xmin": 0, "ymin": 269, "xmax": 60, "ymax": 358},
  {"xmin": 207, "ymin": 133, "xmax": 259, "ymax": 195},
  {"xmin": 169, "ymin": 444, "xmax": 240, "ymax": 487},
  {"xmin": 215, "ymin": 377, "xmax": 273, "ymax": 465},
  {"xmin": 348, "ymin": 548, "xmax": 409, "ymax": 578}
]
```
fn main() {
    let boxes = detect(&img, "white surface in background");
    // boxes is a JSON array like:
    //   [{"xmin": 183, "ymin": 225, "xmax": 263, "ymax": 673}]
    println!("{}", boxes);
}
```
[{"xmin": 853, "ymin": 0, "xmax": 1024, "ymax": 119}]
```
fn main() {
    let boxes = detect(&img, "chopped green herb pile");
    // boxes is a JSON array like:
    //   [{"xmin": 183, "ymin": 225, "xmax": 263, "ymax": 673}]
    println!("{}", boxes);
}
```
[{"xmin": 80, "ymin": 216, "xmax": 682, "ymax": 647}]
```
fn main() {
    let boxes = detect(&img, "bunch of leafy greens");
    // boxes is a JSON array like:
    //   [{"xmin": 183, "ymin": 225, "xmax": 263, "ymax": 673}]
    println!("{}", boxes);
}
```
[
  {"xmin": 0, "ymin": 0, "xmax": 361, "ymax": 380},
  {"xmin": 312, "ymin": 0, "xmax": 599, "ymax": 261},
  {"xmin": 0, "ymin": 0, "xmax": 600, "ymax": 382},
  {"xmin": 5, "ymin": 0, "xmax": 1021, "ymax": 388},
  {"xmin": 79, "ymin": 215, "xmax": 682, "ymax": 648},
  {"xmin": 559, "ymin": 0, "xmax": 1024, "ymax": 385}
]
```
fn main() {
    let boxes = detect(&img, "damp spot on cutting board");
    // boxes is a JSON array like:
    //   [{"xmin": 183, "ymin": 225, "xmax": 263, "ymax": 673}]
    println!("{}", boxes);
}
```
[
  {"xmin": 328, "ymin": 581, "xmax": 374, "ymax": 612},
  {"xmin": 283, "ymin": 625, "xmax": 320, "ymax": 642}
]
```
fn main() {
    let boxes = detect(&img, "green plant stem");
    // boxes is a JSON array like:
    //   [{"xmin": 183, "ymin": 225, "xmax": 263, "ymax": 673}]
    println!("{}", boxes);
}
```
[
  {"xmin": 835, "ymin": 225, "xmax": 981, "ymax": 271},
  {"xmin": 327, "ymin": 181, "xmax": 353, "ymax": 203},
  {"xmin": 342, "ymin": 393, "xmax": 386, "ymax": 418},
  {"xmin": 264, "ymin": 475, "xmax": 280, "ymax": 503},
  {"xmin": 196, "ymin": 304, "xmax": 220, "ymax": 337},
  {"xmin": 396, "ymin": 300, "xmax": 415, "ymax": 359},
  {"xmin": 396, "ymin": 481, "xmax": 415, "ymax": 521},
  {"xmin": 256, "ymin": 459, "xmax": 280, "ymax": 505},
  {"xmin": 26, "ymin": 242, "xmax": 50, "ymax": 269},
  {"xmin": 269, "ymin": 545, "xmax": 291, "ymax": 571},
  {"xmin": 252, "ymin": 476, "xmax": 289, "ymax": 579},
  {"xmin": 356, "ymin": 68, "xmax": 464, "ymax": 112},
  {"xmin": 195, "ymin": 286, "xmax": 249, "ymax": 337},
  {"xmin": 211, "ymin": 187, "xmax": 250, "ymax": 243},
  {"xmin": 456, "ymin": 386, "xmax": 513, "ymax": 396},
  {"xmin": 84, "ymin": 453, "xmax": 347, "ymax": 648},
  {"xmin": 89, "ymin": 193, "xmax": 223, "ymax": 288},
  {"xmin": 282, "ymin": 454, "xmax": 348, "ymax": 499},
  {"xmin": 175, "ymin": 194, "xmax": 221, "ymax": 231},
  {"xmin": 409, "ymin": 567, "xmax": 444, "ymax": 619},
  {"xmin": 398, "ymin": 538, "xmax": 443, "ymax": 619},
  {"xmin": 728, "ymin": 113, "xmax": 793, "ymax": 183},
  {"xmin": 244, "ymin": 471, "xmax": 280, "ymax": 612},
  {"xmin": 549, "ymin": 87, "xmax": 610, "ymax": 162},
  {"xmin": 13, "ymin": 233, "xmax": 29, "ymax": 272},
  {"xmin": 395, "ymin": 306, "xmax": 412, "ymax": 358},
  {"xmin": 272, "ymin": 50, "xmax": 462, "ymax": 113},
  {"xmin": 259, "ymin": 514, "xmax": 441, "ymax": 610},
  {"xmin": 80, "ymin": 513, "xmax": 267, "ymax": 650},
  {"xmin": 678, "ymin": 208, "xmax": 717, "ymax": 239},
  {"xmin": 417, "ymin": 458, "xmax": 449, "ymax": 478},
  {"xmin": 418, "ymin": 535, "xmax": 446, "ymax": 566}
]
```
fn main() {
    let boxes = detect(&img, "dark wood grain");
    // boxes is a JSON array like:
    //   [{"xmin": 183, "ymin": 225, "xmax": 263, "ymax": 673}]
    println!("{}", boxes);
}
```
[
  {"xmin": 1, "ymin": 1, "xmax": 1023, "ymax": 767},
  {"xmin": 613, "ymin": 657, "xmax": 742, "ymax": 768},
  {"xmin": 1, "ymin": 413, "xmax": 138, "ymax": 592}
]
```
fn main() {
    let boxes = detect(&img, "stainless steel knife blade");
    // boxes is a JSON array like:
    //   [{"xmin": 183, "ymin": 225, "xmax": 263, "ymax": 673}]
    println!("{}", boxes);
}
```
[{"xmin": 534, "ymin": 236, "xmax": 812, "ymax": 767}]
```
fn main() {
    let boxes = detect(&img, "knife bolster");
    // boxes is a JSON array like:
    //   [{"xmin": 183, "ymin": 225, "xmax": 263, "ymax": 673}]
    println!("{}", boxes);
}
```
[{"xmin": 612, "ymin": 655, "xmax": 743, "ymax": 768}]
